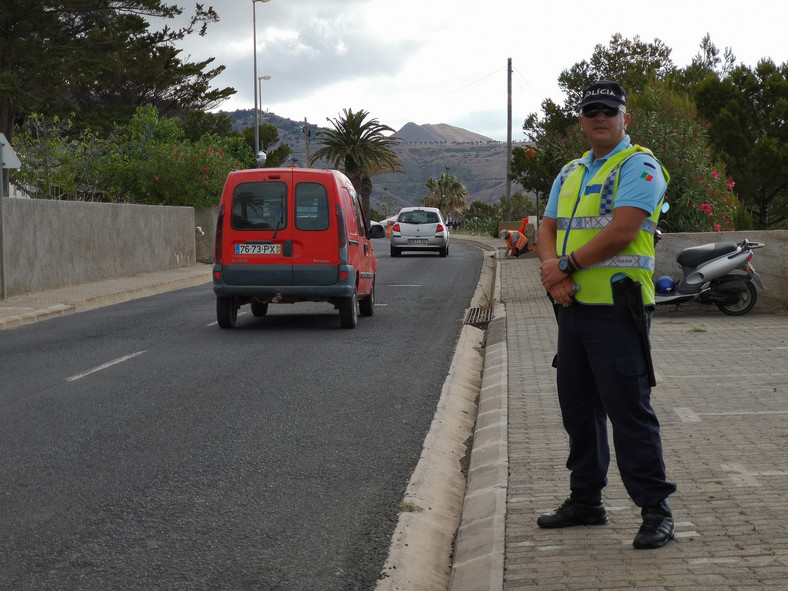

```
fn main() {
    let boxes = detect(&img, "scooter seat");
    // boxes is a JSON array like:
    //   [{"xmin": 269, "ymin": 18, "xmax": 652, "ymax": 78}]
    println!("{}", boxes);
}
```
[{"xmin": 676, "ymin": 241, "xmax": 738, "ymax": 267}]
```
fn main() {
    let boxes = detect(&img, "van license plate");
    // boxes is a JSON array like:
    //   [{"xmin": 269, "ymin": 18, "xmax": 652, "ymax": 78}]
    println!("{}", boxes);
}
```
[
  {"xmin": 408, "ymin": 239, "xmax": 428, "ymax": 245},
  {"xmin": 236, "ymin": 243, "xmax": 282, "ymax": 255}
]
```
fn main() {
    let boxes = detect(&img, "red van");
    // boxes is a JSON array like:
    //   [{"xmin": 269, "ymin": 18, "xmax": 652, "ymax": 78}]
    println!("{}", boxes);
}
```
[{"xmin": 212, "ymin": 167, "xmax": 385, "ymax": 328}]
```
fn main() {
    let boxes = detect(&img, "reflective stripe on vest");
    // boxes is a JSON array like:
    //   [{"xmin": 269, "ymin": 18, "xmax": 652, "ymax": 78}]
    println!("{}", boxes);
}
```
[
  {"xmin": 507, "ymin": 231, "xmax": 527, "ymax": 251},
  {"xmin": 556, "ymin": 145, "xmax": 668, "ymax": 305}
]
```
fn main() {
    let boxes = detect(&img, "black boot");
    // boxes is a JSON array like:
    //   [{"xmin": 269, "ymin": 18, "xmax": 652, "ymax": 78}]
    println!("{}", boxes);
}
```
[
  {"xmin": 537, "ymin": 491, "xmax": 608, "ymax": 529},
  {"xmin": 633, "ymin": 499, "xmax": 674, "ymax": 549}
]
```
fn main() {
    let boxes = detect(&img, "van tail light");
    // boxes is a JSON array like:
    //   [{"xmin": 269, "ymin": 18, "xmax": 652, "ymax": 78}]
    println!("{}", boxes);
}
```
[
  {"xmin": 392, "ymin": 223, "xmax": 400, "ymax": 233},
  {"xmin": 336, "ymin": 208, "xmax": 348, "ymax": 248},
  {"xmin": 215, "ymin": 211, "xmax": 224, "ymax": 262},
  {"xmin": 436, "ymin": 223, "xmax": 445, "ymax": 234},
  {"xmin": 336, "ymin": 206, "xmax": 349, "ymax": 265}
]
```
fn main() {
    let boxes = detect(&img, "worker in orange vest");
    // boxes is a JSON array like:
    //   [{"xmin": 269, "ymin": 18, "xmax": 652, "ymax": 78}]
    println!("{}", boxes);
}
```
[{"xmin": 501, "ymin": 217, "xmax": 530, "ymax": 258}]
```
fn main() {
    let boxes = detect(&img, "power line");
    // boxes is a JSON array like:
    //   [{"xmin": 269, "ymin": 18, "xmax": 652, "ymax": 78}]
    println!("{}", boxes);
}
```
[{"xmin": 443, "ymin": 66, "xmax": 507, "ymax": 97}]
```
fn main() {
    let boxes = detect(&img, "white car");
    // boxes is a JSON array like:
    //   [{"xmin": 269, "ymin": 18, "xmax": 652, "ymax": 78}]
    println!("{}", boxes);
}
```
[{"xmin": 390, "ymin": 206, "xmax": 450, "ymax": 257}]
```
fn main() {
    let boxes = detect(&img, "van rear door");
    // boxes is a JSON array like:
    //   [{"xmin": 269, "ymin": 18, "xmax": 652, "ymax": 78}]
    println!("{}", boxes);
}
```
[
  {"xmin": 222, "ymin": 170, "xmax": 294, "ymax": 286},
  {"xmin": 290, "ymin": 172, "xmax": 340, "ymax": 286}
]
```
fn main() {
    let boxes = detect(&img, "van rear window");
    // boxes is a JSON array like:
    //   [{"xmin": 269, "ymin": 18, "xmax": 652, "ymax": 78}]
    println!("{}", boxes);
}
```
[
  {"xmin": 295, "ymin": 182, "xmax": 329, "ymax": 231},
  {"xmin": 230, "ymin": 182, "xmax": 288, "ymax": 231}
]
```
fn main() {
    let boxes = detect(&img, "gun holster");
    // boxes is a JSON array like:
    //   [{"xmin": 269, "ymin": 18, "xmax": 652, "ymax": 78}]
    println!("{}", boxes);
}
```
[{"xmin": 614, "ymin": 277, "xmax": 657, "ymax": 387}]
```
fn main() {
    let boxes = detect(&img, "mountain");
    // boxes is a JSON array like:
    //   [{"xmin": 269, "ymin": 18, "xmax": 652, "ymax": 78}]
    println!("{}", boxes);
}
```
[
  {"xmin": 224, "ymin": 110, "xmax": 533, "ymax": 212},
  {"xmin": 393, "ymin": 122, "xmax": 493, "ymax": 144}
]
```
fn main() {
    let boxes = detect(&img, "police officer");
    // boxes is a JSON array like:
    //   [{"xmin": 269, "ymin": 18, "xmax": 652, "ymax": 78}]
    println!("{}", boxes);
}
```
[{"xmin": 537, "ymin": 80, "xmax": 677, "ymax": 549}]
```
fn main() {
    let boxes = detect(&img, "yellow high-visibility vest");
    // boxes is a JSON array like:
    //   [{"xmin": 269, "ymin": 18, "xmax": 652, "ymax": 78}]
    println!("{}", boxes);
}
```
[{"xmin": 556, "ymin": 145, "xmax": 669, "ymax": 305}]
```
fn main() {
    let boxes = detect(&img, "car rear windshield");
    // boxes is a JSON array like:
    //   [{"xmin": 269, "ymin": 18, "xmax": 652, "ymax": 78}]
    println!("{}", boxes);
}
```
[
  {"xmin": 399, "ymin": 210, "xmax": 439, "ymax": 224},
  {"xmin": 231, "ymin": 182, "xmax": 287, "ymax": 231},
  {"xmin": 295, "ymin": 182, "xmax": 330, "ymax": 231}
]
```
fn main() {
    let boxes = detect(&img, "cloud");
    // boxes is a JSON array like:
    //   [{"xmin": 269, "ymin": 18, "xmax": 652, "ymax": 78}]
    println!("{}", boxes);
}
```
[{"xmin": 169, "ymin": 0, "xmax": 788, "ymax": 141}]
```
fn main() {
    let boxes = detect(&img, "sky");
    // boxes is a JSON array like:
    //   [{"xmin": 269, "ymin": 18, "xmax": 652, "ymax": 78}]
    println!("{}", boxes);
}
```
[{"xmin": 169, "ymin": 0, "xmax": 787, "ymax": 142}]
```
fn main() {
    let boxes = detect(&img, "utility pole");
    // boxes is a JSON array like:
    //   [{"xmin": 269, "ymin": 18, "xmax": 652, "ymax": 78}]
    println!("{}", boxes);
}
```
[
  {"xmin": 506, "ymin": 57, "xmax": 512, "ymax": 199},
  {"xmin": 303, "ymin": 118, "xmax": 311, "ymax": 166}
]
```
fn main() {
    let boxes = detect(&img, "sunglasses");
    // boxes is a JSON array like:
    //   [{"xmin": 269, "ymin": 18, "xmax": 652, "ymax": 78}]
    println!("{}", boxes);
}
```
[{"xmin": 581, "ymin": 105, "xmax": 621, "ymax": 118}]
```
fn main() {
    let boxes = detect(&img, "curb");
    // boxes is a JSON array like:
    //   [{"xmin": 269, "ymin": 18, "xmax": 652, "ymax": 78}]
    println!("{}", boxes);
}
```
[
  {"xmin": 375, "ymin": 324, "xmax": 486, "ymax": 591},
  {"xmin": 375, "ymin": 241, "xmax": 501, "ymax": 591},
  {"xmin": 448, "ymin": 252, "xmax": 508, "ymax": 591}
]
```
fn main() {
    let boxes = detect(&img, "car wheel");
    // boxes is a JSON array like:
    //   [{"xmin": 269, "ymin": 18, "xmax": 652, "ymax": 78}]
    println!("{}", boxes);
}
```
[
  {"xmin": 439, "ymin": 244, "xmax": 448, "ymax": 257},
  {"xmin": 339, "ymin": 290, "xmax": 358, "ymax": 328},
  {"xmin": 390, "ymin": 244, "xmax": 400, "ymax": 257},
  {"xmin": 250, "ymin": 301, "xmax": 268, "ymax": 317},
  {"xmin": 359, "ymin": 280, "xmax": 375, "ymax": 317},
  {"xmin": 216, "ymin": 296, "xmax": 238, "ymax": 328}
]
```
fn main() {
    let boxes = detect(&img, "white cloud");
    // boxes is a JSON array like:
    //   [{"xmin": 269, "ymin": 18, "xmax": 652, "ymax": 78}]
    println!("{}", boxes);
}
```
[{"xmin": 172, "ymin": 0, "xmax": 788, "ymax": 141}]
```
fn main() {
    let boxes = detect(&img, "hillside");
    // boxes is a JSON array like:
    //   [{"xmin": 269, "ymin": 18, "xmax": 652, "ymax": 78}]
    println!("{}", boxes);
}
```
[{"xmin": 225, "ymin": 110, "xmax": 533, "ymax": 212}]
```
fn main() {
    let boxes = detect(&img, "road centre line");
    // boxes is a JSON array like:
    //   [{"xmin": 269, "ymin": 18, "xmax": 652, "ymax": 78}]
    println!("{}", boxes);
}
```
[{"xmin": 65, "ymin": 351, "xmax": 147, "ymax": 382}]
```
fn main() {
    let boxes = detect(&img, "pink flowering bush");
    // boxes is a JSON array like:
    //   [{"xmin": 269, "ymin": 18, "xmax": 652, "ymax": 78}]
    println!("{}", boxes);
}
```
[
  {"xmin": 627, "ymin": 87, "xmax": 740, "ymax": 232},
  {"xmin": 561, "ymin": 85, "xmax": 741, "ymax": 232}
]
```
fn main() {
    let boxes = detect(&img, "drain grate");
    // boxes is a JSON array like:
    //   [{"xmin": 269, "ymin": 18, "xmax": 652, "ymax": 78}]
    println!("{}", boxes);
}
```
[{"xmin": 464, "ymin": 307, "xmax": 494, "ymax": 328}]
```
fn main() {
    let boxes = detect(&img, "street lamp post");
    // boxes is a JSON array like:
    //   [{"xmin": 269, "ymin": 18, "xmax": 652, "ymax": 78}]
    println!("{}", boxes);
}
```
[
  {"xmin": 257, "ymin": 75, "xmax": 271, "ymax": 130},
  {"xmin": 252, "ymin": 0, "xmax": 270, "ymax": 161},
  {"xmin": 256, "ymin": 75, "xmax": 271, "ymax": 167}
]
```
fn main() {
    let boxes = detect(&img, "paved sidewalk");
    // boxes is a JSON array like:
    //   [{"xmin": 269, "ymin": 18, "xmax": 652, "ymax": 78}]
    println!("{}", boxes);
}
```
[{"xmin": 499, "ymin": 252, "xmax": 788, "ymax": 590}]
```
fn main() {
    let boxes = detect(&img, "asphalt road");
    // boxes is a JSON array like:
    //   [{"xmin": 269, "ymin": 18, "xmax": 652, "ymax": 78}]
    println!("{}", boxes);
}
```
[{"xmin": 0, "ymin": 240, "xmax": 483, "ymax": 591}]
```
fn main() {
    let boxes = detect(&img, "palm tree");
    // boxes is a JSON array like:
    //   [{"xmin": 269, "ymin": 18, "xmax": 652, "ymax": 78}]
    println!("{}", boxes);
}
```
[
  {"xmin": 422, "ymin": 173, "xmax": 469, "ymax": 216},
  {"xmin": 309, "ymin": 108, "xmax": 404, "ymax": 221}
]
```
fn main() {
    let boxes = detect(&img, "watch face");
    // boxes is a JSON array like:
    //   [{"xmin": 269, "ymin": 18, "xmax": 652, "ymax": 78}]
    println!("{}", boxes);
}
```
[{"xmin": 559, "ymin": 259, "xmax": 569, "ymax": 272}]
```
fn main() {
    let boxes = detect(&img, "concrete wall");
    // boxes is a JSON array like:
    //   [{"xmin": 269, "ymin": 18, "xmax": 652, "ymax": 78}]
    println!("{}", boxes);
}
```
[
  {"xmin": 2, "ymin": 199, "xmax": 785, "ymax": 314},
  {"xmin": 654, "ymin": 230, "xmax": 788, "ymax": 313},
  {"xmin": 1, "ymin": 198, "xmax": 195, "ymax": 297},
  {"xmin": 194, "ymin": 207, "xmax": 218, "ymax": 264}
]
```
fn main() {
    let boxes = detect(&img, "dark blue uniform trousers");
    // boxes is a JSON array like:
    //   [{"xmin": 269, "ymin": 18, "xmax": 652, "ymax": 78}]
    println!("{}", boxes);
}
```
[{"xmin": 555, "ymin": 295, "xmax": 676, "ymax": 508}]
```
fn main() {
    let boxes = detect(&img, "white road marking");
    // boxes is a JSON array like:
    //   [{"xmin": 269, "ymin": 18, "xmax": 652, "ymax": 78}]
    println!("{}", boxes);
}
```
[{"xmin": 65, "ymin": 351, "xmax": 147, "ymax": 382}]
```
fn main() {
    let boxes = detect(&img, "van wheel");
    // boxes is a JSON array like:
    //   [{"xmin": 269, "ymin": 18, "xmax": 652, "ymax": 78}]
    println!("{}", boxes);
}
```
[
  {"xmin": 339, "ymin": 291, "xmax": 358, "ymax": 328},
  {"xmin": 359, "ymin": 281, "xmax": 375, "ymax": 317},
  {"xmin": 216, "ymin": 297, "xmax": 238, "ymax": 328},
  {"xmin": 251, "ymin": 301, "xmax": 268, "ymax": 317}
]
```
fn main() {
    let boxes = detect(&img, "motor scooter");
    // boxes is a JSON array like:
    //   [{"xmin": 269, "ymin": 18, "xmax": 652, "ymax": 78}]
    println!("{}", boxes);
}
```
[{"xmin": 653, "ymin": 214, "xmax": 766, "ymax": 315}]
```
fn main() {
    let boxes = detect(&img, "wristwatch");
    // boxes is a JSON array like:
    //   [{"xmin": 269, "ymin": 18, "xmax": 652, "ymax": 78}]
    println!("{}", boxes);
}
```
[{"xmin": 558, "ymin": 256, "xmax": 576, "ymax": 274}]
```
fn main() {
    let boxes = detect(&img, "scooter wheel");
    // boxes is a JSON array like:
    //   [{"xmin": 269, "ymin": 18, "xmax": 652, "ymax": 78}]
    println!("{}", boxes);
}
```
[{"xmin": 717, "ymin": 281, "xmax": 758, "ymax": 315}]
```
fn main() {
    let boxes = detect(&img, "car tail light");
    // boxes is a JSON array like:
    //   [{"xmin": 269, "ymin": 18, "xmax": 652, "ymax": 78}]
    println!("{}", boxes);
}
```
[
  {"xmin": 392, "ymin": 223, "xmax": 401, "ymax": 232},
  {"xmin": 436, "ymin": 223, "xmax": 445, "ymax": 234}
]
